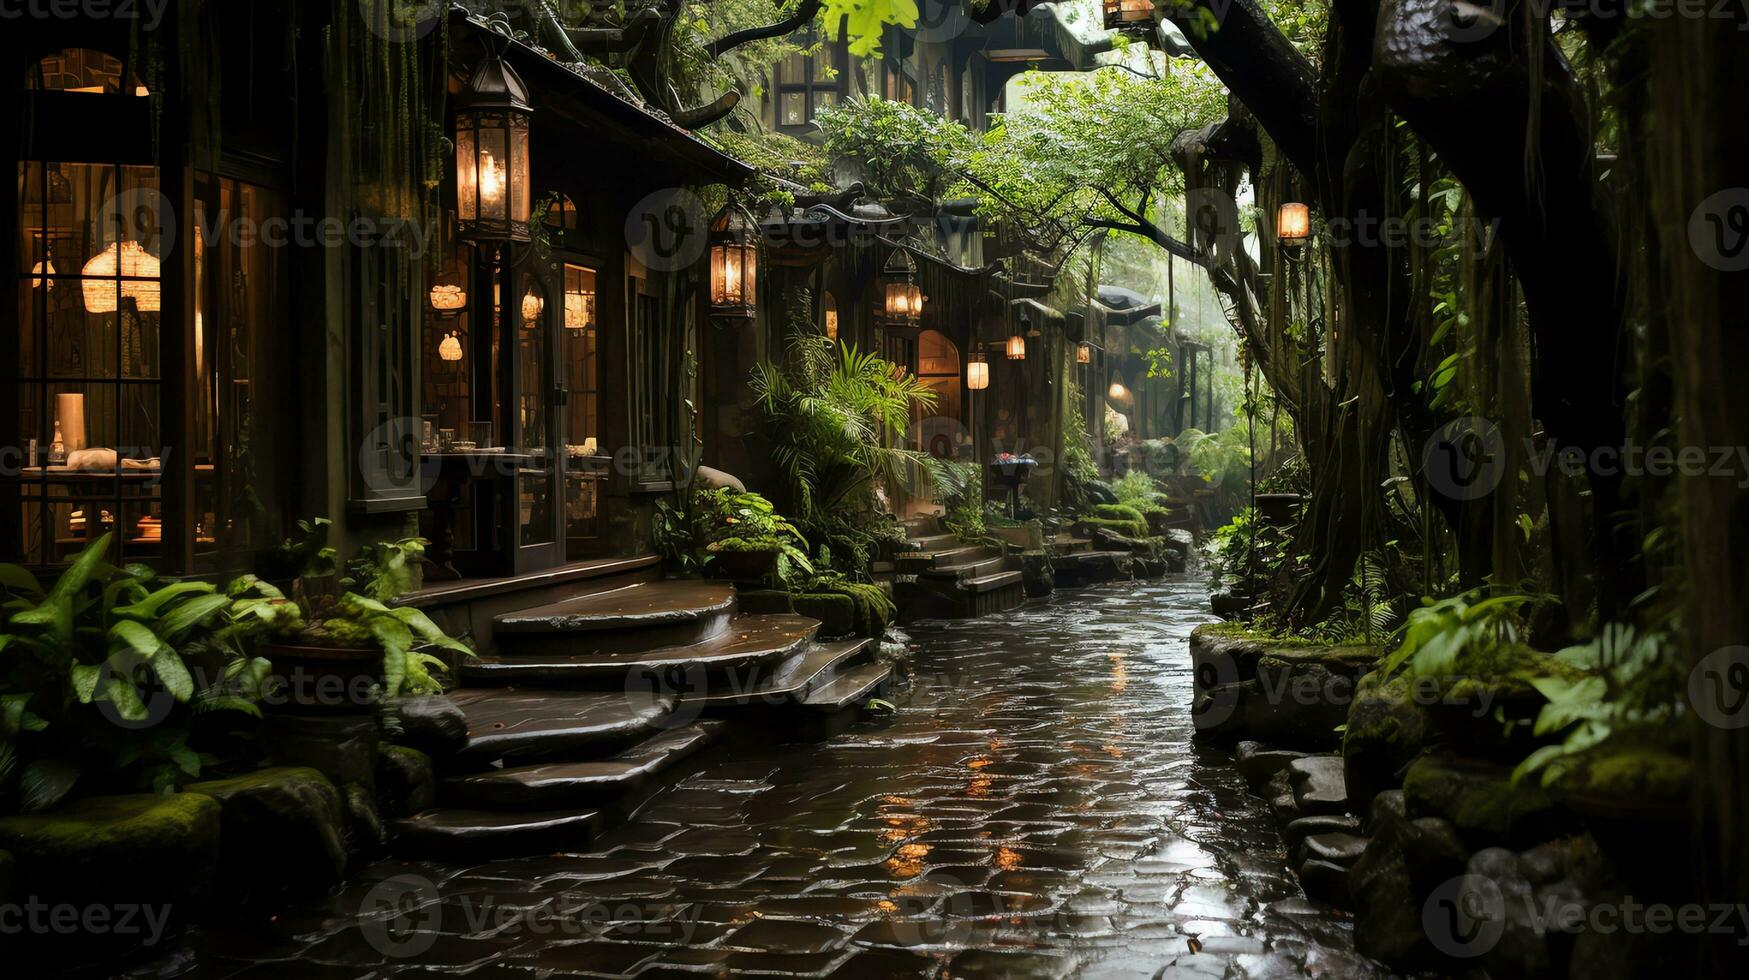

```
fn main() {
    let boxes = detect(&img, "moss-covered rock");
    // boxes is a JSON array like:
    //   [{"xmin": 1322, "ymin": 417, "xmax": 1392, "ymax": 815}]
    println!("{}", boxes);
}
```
[
  {"xmin": 0, "ymin": 794, "xmax": 219, "ymax": 969},
  {"xmin": 378, "ymin": 745, "xmax": 437, "ymax": 817},
  {"xmin": 1343, "ymin": 672, "xmax": 1432, "ymax": 810},
  {"xmin": 1403, "ymin": 755, "xmax": 1571, "ymax": 848},
  {"xmin": 185, "ymin": 767, "xmax": 347, "ymax": 901},
  {"xmin": 1081, "ymin": 515, "xmax": 1149, "ymax": 539},
  {"xmin": 792, "ymin": 592, "xmax": 857, "ymax": 637}
]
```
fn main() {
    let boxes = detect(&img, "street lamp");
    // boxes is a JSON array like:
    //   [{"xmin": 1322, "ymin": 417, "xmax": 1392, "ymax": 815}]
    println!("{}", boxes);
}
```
[
  {"xmin": 708, "ymin": 208, "xmax": 758, "ymax": 319},
  {"xmin": 455, "ymin": 47, "xmax": 533, "ymax": 245}
]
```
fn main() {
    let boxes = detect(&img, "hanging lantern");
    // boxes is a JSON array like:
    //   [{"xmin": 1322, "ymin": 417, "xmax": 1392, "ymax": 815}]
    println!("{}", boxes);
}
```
[
  {"xmin": 1277, "ymin": 202, "xmax": 1311, "ymax": 245},
  {"xmin": 455, "ymin": 48, "xmax": 533, "ymax": 244},
  {"xmin": 81, "ymin": 240, "xmax": 160, "ymax": 313},
  {"xmin": 430, "ymin": 282, "xmax": 467, "ymax": 311},
  {"xmin": 1103, "ymin": 0, "xmax": 1153, "ymax": 29},
  {"xmin": 882, "ymin": 247, "xmax": 924, "ymax": 325},
  {"xmin": 520, "ymin": 290, "xmax": 544, "ymax": 325},
  {"xmin": 824, "ymin": 308, "xmax": 839, "ymax": 341},
  {"xmin": 1006, "ymin": 333, "xmax": 1026, "ymax": 360},
  {"xmin": 967, "ymin": 351, "xmax": 990, "ymax": 391},
  {"xmin": 1077, "ymin": 342, "xmax": 1093, "ymax": 364},
  {"xmin": 708, "ymin": 208, "xmax": 758, "ymax": 318},
  {"xmin": 1108, "ymin": 380, "xmax": 1130, "ymax": 401},
  {"xmin": 31, "ymin": 259, "xmax": 56, "ymax": 291},
  {"xmin": 438, "ymin": 331, "xmax": 464, "ymax": 362}
]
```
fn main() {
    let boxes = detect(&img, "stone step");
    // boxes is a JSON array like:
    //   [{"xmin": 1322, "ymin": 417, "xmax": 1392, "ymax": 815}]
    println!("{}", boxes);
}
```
[
  {"xmin": 919, "ymin": 554, "xmax": 1011, "ymax": 582},
  {"xmin": 394, "ymin": 806, "xmax": 604, "ymax": 856},
  {"xmin": 906, "ymin": 533, "xmax": 960, "ymax": 552},
  {"xmin": 440, "ymin": 722, "xmax": 723, "ymax": 810},
  {"xmin": 798, "ymin": 661, "xmax": 893, "ymax": 711},
  {"xmin": 896, "ymin": 544, "xmax": 1002, "ymax": 574},
  {"xmin": 899, "ymin": 514, "xmax": 944, "ymax": 537},
  {"xmin": 961, "ymin": 570, "xmax": 1024, "ymax": 594},
  {"xmin": 447, "ymin": 688, "xmax": 675, "ymax": 768},
  {"xmin": 1049, "ymin": 536, "xmax": 1093, "ymax": 555},
  {"xmin": 492, "ymin": 581, "xmax": 736, "ymax": 657},
  {"xmin": 687, "ymin": 638, "xmax": 877, "ymax": 709},
  {"xmin": 460, "ymin": 614, "xmax": 819, "ymax": 687}
]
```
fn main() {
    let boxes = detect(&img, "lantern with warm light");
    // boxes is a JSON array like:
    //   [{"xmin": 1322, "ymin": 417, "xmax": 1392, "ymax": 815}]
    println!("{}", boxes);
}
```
[
  {"xmin": 824, "ymin": 308, "xmax": 838, "ymax": 341},
  {"xmin": 430, "ymin": 282, "xmax": 467, "ymax": 311},
  {"xmin": 439, "ymin": 331, "xmax": 464, "ymax": 362},
  {"xmin": 1104, "ymin": 0, "xmax": 1154, "ymax": 29},
  {"xmin": 521, "ymin": 290, "xmax": 544, "ymax": 325},
  {"xmin": 82, "ymin": 240, "xmax": 160, "ymax": 313},
  {"xmin": 882, "ymin": 248, "xmax": 924, "ymax": 326},
  {"xmin": 1006, "ymin": 333, "xmax": 1026, "ymax": 361},
  {"xmin": 1277, "ymin": 202, "xmax": 1311, "ymax": 246},
  {"xmin": 1077, "ymin": 342, "xmax": 1093, "ymax": 364},
  {"xmin": 455, "ymin": 48, "xmax": 533, "ymax": 244},
  {"xmin": 708, "ymin": 208, "xmax": 758, "ymax": 318},
  {"xmin": 967, "ymin": 352, "xmax": 990, "ymax": 391},
  {"xmin": 1108, "ymin": 380, "xmax": 1130, "ymax": 401}
]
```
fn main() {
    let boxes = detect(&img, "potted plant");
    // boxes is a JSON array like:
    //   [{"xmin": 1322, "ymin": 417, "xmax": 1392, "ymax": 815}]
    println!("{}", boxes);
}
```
[{"xmin": 247, "ymin": 520, "xmax": 469, "ymax": 711}]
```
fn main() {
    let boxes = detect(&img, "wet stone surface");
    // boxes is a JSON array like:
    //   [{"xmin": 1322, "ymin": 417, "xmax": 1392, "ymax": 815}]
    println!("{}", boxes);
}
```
[{"xmin": 179, "ymin": 578, "xmax": 1388, "ymax": 978}]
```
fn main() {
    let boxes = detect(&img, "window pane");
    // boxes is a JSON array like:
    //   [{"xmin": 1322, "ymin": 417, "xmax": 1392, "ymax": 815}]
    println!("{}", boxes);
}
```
[
  {"xmin": 812, "ymin": 51, "xmax": 834, "ymax": 83},
  {"xmin": 811, "ymin": 89, "xmax": 837, "ymax": 119},
  {"xmin": 781, "ymin": 91, "xmax": 806, "ymax": 127}
]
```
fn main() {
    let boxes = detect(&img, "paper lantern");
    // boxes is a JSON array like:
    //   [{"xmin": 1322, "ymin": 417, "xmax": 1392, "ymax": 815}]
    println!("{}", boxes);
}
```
[
  {"xmin": 81, "ymin": 240, "xmax": 160, "ymax": 313},
  {"xmin": 1006, "ymin": 334, "xmax": 1026, "ymax": 361},
  {"xmin": 1277, "ymin": 202, "xmax": 1311, "ymax": 245},
  {"xmin": 967, "ymin": 352, "xmax": 989, "ymax": 390}
]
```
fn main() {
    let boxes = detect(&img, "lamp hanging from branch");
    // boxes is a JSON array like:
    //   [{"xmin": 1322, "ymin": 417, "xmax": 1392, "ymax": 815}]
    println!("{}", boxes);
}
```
[
  {"xmin": 708, "ymin": 207, "xmax": 758, "ymax": 318},
  {"xmin": 1006, "ymin": 333, "xmax": 1026, "ymax": 360},
  {"xmin": 455, "ymin": 44, "xmax": 533, "ymax": 245}
]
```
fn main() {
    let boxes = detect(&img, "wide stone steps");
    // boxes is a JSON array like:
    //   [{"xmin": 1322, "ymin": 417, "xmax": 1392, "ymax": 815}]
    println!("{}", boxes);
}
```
[
  {"xmin": 684, "ymin": 638, "xmax": 878, "ymax": 709},
  {"xmin": 919, "ymin": 554, "xmax": 1011, "ymax": 582},
  {"xmin": 906, "ymin": 532, "xmax": 960, "ymax": 552},
  {"xmin": 492, "ymin": 580, "xmax": 736, "ymax": 656},
  {"xmin": 800, "ymin": 661, "xmax": 894, "ymax": 711},
  {"xmin": 895, "ymin": 544, "xmax": 1003, "ymax": 574},
  {"xmin": 446, "ymin": 688, "xmax": 676, "ymax": 768},
  {"xmin": 460, "ymin": 614, "xmax": 819, "ymax": 686},
  {"xmin": 440, "ymin": 722, "xmax": 723, "ymax": 810}
]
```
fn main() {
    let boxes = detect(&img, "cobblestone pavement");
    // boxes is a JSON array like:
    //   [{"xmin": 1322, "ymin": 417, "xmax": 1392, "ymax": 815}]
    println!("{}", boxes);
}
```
[{"xmin": 184, "ymin": 578, "xmax": 1390, "ymax": 978}]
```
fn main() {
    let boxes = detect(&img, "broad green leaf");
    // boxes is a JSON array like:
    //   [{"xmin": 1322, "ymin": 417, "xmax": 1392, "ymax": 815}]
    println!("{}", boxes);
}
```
[
  {"xmin": 156, "ymin": 594, "xmax": 232, "ymax": 638},
  {"xmin": 70, "ymin": 664, "xmax": 104, "ymax": 703},
  {"xmin": 109, "ymin": 620, "xmax": 161, "ymax": 658},
  {"xmin": 112, "ymin": 581, "xmax": 219, "ymax": 622},
  {"xmin": 151, "ymin": 648, "xmax": 195, "ymax": 702},
  {"xmin": 19, "ymin": 759, "xmax": 79, "ymax": 813}
]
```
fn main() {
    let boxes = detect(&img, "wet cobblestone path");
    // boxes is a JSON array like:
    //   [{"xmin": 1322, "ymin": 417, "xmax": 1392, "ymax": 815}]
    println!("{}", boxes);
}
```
[{"xmin": 204, "ymin": 579, "xmax": 1386, "ymax": 978}]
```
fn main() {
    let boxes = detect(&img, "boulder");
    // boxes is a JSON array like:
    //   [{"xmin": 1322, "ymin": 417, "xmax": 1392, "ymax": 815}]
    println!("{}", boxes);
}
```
[
  {"xmin": 1399, "ymin": 817, "xmax": 1469, "ymax": 895},
  {"xmin": 1462, "ymin": 848, "xmax": 1548, "ymax": 979},
  {"xmin": 1283, "ymin": 814, "xmax": 1361, "ymax": 852},
  {"xmin": 1297, "ymin": 858, "xmax": 1352, "ymax": 906},
  {"xmin": 1209, "ymin": 588, "xmax": 1255, "ymax": 620},
  {"xmin": 1243, "ymin": 653, "xmax": 1369, "ymax": 749},
  {"xmin": 265, "ymin": 713, "xmax": 381, "ymax": 790},
  {"xmin": 1190, "ymin": 679, "xmax": 1251, "ymax": 742},
  {"xmin": 1300, "ymin": 832, "xmax": 1368, "ymax": 867},
  {"xmin": 378, "ymin": 745, "xmax": 437, "ymax": 817},
  {"xmin": 0, "ymin": 795, "xmax": 219, "ymax": 970},
  {"xmin": 694, "ymin": 465, "xmax": 746, "ymax": 492},
  {"xmin": 1403, "ymin": 755, "xmax": 1570, "ymax": 848},
  {"xmin": 1343, "ymin": 672, "xmax": 1431, "ymax": 811},
  {"xmin": 185, "ymin": 767, "xmax": 347, "ymax": 901},
  {"xmin": 1266, "ymin": 769, "xmax": 1300, "ymax": 824},
  {"xmin": 391, "ymin": 695, "xmax": 470, "ymax": 758},
  {"xmin": 1288, "ymin": 756, "xmax": 1351, "ymax": 816},
  {"xmin": 1235, "ymin": 741, "xmax": 1307, "ymax": 792},
  {"xmin": 344, "ymin": 783, "xmax": 386, "ymax": 854},
  {"xmin": 791, "ymin": 593, "xmax": 857, "ymax": 637},
  {"xmin": 1349, "ymin": 791, "xmax": 1438, "ymax": 969}
]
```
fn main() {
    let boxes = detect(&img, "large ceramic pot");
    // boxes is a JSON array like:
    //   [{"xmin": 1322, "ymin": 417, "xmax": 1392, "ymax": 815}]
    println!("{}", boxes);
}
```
[{"xmin": 258, "ymin": 641, "xmax": 383, "ymax": 714}]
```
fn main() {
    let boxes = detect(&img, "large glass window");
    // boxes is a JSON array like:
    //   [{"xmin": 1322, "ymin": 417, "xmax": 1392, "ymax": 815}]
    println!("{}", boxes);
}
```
[
  {"xmin": 776, "ymin": 44, "xmax": 842, "ymax": 128},
  {"xmin": 562, "ymin": 263, "xmax": 602, "ymax": 557},
  {"xmin": 12, "ymin": 160, "xmax": 164, "ymax": 566}
]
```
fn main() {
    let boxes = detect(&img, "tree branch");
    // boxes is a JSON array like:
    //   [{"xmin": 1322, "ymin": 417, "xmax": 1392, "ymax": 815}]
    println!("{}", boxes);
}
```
[{"xmin": 706, "ymin": 0, "xmax": 823, "ymax": 60}]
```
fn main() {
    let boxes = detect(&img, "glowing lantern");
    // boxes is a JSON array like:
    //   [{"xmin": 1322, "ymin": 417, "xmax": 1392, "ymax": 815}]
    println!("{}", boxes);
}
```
[
  {"xmin": 1077, "ymin": 342, "xmax": 1093, "ymax": 364},
  {"xmin": 31, "ymin": 260, "xmax": 55, "ymax": 291},
  {"xmin": 1104, "ymin": 0, "xmax": 1153, "ymax": 28},
  {"xmin": 81, "ymin": 240, "xmax": 160, "ymax": 313},
  {"xmin": 438, "ymin": 331, "xmax": 464, "ymax": 362},
  {"xmin": 429, "ymin": 282, "xmax": 466, "ymax": 311},
  {"xmin": 1277, "ymin": 202, "xmax": 1311, "ymax": 245},
  {"xmin": 708, "ymin": 208, "xmax": 758, "ymax": 318},
  {"xmin": 882, "ymin": 248, "xmax": 924, "ymax": 325},
  {"xmin": 455, "ymin": 48, "xmax": 532, "ymax": 244},
  {"xmin": 824, "ymin": 308, "xmax": 839, "ymax": 341},
  {"xmin": 967, "ymin": 352, "xmax": 990, "ymax": 390},
  {"xmin": 1006, "ymin": 333, "xmax": 1026, "ymax": 361},
  {"xmin": 521, "ymin": 290, "xmax": 544, "ymax": 325},
  {"xmin": 1108, "ymin": 380, "xmax": 1130, "ymax": 401}
]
